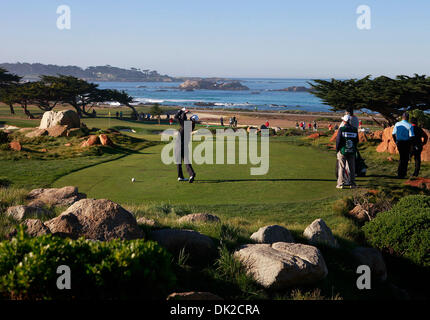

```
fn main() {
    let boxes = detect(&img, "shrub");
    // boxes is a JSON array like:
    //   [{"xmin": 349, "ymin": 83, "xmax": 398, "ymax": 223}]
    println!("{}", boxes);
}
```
[
  {"xmin": 362, "ymin": 195, "xmax": 430, "ymax": 267},
  {"xmin": 0, "ymin": 229, "xmax": 176, "ymax": 300},
  {"xmin": 0, "ymin": 131, "xmax": 9, "ymax": 144}
]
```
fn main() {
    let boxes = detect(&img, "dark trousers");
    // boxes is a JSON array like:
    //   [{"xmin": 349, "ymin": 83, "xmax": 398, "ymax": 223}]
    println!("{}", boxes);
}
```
[
  {"xmin": 396, "ymin": 141, "xmax": 411, "ymax": 178},
  {"xmin": 176, "ymin": 143, "xmax": 195, "ymax": 179},
  {"xmin": 411, "ymin": 147, "xmax": 422, "ymax": 177},
  {"xmin": 177, "ymin": 162, "xmax": 195, "ymax": 179}
]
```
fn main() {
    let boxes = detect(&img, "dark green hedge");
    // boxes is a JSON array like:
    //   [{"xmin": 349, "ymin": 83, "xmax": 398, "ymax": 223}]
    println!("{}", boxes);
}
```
[
  {"xmin": 363, "ymin": 195, "xmax": 430, "ymax": 267},
  {"xmin": 0, "ymin": 229, "xmax": 176, "ymax": 300}
]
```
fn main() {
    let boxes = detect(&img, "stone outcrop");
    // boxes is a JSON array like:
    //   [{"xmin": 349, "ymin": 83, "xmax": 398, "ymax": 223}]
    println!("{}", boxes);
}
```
[
  {"xmin": 234, "ymin": 242, "xmax": 328, "ymax": 289},
  {"xmin": 39, "ymin": 110, "xmax": 80, "ymax": 129},
  {"xmin": 303, "ymin": 218, "xmax": 339, "ymax": 248},
  {"xmin": 27, "ymin": 186, "xmax": 86, "ymax": 207},
  {"xmin": 376, "ymin": 126, "xmax": 430, "ymax": 161},
  {"xmin": 376, "ymin": 127, "xmax": 398, "ymax": 154},
  {"xmin": 150, "ymin": 229, "xmax": 216, "ymax": 263},
  {"xmin": 250, "ymin": 225, "xmax": 294, "ymax": 244},
  {"xmin": 179, "ymin": 79, "xmax": 249, "ymax": 91},
  {"xmin": 270, "ymin": 86, "xmax": 312, "ymax": 92},
  {"xmin": 352, "ymin": 247, "xmax": 387, "ymax": 281},
  {"xmin": 45, "ymin": 199, "xmax": 143, "ymax": 241},
  {"xmin": 178, "ymin": 213, "xmax": 221, "ymax": 224},
  {"xmin": 136, "ymin": 217, "xmax": 159, "ymax": 227},
  {"xmin": 9, "ymin": 141, "xmax": 21, "ymax": 151},
  {"xmin": 6, "ymin": 205, "xmax": 50, "ymax": 221},
  {"xmin": 22, "ymin": 219, "xmax": 51, "ymax": 237},
  {"xmin": 25, "ymin": 128, "xmax": 48, "ymax": 138},
  {"xmin": 99, "ymin": 134, "xmax": 113, "ymax": 146},
  {"xmin": 81, "ymin": 135, "xmax": 100, "ymax": 148},
  {"xmin": 46, "ymin": 125, "xmax": 68, "ymax": 138}
]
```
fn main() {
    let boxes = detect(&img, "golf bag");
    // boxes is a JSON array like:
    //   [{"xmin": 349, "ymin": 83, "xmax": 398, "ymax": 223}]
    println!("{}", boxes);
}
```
[{"xmin": 335, "ymin": 150, "xmax": 367, "ymax": 178}]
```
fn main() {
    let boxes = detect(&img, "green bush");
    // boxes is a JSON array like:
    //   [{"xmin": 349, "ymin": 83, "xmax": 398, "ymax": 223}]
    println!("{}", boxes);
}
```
[
  {"xmin": 0, "ymin": 230, "xmax": 176, "ymax": 300},
  {"xmin": 363, "ymin": 195, "xmax": 430, "ymax": 267},
  {"xmin": 0, "ymin": 131, "xmax": 9, "ymax": 145}
]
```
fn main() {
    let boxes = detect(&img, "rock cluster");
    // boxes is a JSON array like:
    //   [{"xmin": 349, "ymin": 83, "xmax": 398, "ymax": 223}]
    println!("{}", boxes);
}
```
[{"xmin": 179, "ymin": 79, "xmax": 249, "ymax": 91}]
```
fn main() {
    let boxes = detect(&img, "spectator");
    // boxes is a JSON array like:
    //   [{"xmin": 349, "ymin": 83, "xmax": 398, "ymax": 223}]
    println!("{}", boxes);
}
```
[
  {"xmin": 410, "ymin": 117, "xmax": 428, "ymax": 177},
  {"xmin": 392, "ymin": 112, "xmax": 415, "ymax": 178},
  {"xmin": 220, "ymin": 117, "xmax": 224, "ymax": 127}
]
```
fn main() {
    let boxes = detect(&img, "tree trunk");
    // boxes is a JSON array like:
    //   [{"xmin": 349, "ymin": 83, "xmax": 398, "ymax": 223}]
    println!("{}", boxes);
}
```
[
  {"xmin": 21, "ymin": 102, "xmax": 34, "ymax": 119},
  {"xmin": 126, "ymin": 104, "xmax": 138, "ymax": 120}
]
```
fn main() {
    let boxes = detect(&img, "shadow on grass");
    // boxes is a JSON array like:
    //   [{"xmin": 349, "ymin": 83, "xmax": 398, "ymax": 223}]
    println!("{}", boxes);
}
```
[{"xmin": 197, "ymin": 178, "xmax": 337, "ymax": 183}]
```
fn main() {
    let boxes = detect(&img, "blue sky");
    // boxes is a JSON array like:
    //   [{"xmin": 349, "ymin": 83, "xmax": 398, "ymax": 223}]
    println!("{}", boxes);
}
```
[{"xmin": 0, "ymin": 0, "xmax": 429, "ymax": 78}]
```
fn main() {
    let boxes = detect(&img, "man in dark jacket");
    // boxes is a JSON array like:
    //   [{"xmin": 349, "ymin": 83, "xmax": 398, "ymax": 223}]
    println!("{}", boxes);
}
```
[
  {"xmin": 392, "ymin": 112, "xmax": 415, "ymax": 178},
  {"xmin": 336, "ymin": 115, "xmax": 359, "ymax": 189},
  {"xmin": 410, "ymin": 117, "xmax": 428, "ymax": 177},
  {"xmin": 174, "ymin": 108, "xmax": 196, "ymax": 183}
]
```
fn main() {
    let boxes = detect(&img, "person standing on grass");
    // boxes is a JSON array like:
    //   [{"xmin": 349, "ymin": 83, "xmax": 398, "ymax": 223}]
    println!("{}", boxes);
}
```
[
  {"xmin": 265, "ymin": 120, "xmax": 270, "ymax": 128},
  {"xmin": 392, "ymin": 112, "xmax": 415, "ymax": 178},
  {"xmin": 220, "ymin": 117, "xmax": 224, "ymax": 127},
  {"xmin": 174, "ymin": 108, "xmax": 197, "ymax": 183},
  {"xmin": 336, "ymin": 114, "xmax": 359, "ymax": 189},
  {"xmin": 410, "ymin": 117, "xmax": 428, "ymax": 177},
  {"xmin": 313, "ymin": 121, "xmax": 318, "ymax": 132}
]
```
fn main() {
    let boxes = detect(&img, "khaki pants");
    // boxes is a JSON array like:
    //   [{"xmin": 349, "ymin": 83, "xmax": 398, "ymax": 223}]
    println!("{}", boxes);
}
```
[{"xmin": 337, "ymin": 152, "xmax": 356, "ymax": 187}]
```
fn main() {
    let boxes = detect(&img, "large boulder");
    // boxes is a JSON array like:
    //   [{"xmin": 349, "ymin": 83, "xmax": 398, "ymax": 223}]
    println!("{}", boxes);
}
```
[
  {"xmin": 376, "ymin": 127, "xmax": 398, "ymax": 154},
  {"xmin": 234, "ymin": 242, "xmax": 328, "ymax": 289},
  {"xmin": 81, "ymin": 135, "xmax": 99, "ymax": 148},
  {"xmin": 303, "ymin": 219, "xmax": 339, "ymax": 248},
  {"xmin": 39, "ymin": 110, "xmax": 80, "ymax": 129},
  {"xmin": 178, "ymin": 213, "xmax": 221, "ymax": 224},
  {"xmin": 9, "ymin": 141, "xmax": 21, "ymax": 151},
  {"xmin": 45, "ymin": 199, "xmax": 143, "ymax": 241},
  {"xmin": 150, "ymin": 229, "xmax": 216, "ymax": 263},
  {"xmin": 6, "ymin": 205, "xmax": 49, "ymax": 221},
  {"xmin": 99, "ymin": 134, "xmax": 113, "ymax": 146},
  {"xmin": 250, "ymin": 225, "xmax": 294, "ymax": 244},
  {"xmin": 27, "ymin": 186, "xmax": 86, "ymax": 207},
  {"xmin": 352, "ymin": 247, "xmax": 387, "ymax": 281}
]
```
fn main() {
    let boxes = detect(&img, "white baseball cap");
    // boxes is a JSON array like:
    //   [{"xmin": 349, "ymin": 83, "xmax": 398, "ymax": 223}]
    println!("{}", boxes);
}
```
[
  {"xmin": 181, "ymin": 107, "xmax": 189, "ymax": 113},
  {"xmin": 342, "ymin": 114, "xmax": 351, "ymax": 122}
]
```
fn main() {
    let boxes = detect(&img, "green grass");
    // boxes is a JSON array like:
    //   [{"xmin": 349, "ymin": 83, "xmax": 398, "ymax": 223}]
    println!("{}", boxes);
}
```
[{"xmin": 1, "ymin": 107, "xmax": 428, "ymax": 300}]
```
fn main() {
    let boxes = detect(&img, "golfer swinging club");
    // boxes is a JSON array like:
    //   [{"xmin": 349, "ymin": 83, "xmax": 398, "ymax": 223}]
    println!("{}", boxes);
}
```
[{"xmin": 174, "ymin": 107, "xmax": 198, "ymax": 183}]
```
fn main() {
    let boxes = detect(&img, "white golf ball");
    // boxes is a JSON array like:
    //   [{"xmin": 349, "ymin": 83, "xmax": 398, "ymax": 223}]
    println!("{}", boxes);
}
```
[{"xmin": 131, "ymin": 178, "xmax": 136, "ymax": 182}]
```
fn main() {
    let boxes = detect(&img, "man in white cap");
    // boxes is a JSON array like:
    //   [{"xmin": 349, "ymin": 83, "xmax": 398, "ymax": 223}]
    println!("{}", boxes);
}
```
[
  {"xmin": 335, "ymin": 114, "xmax": 359, "ymax": 189},
  {"xmin": 174, "ymin": 108, "xmax": 197, "ymax": 183}
]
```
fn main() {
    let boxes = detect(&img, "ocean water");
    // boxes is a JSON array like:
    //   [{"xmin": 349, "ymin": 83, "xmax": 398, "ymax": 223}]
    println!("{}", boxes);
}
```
[{"xmin": 96, "ymin": 78, "xmax": 329, "ymax": 112}]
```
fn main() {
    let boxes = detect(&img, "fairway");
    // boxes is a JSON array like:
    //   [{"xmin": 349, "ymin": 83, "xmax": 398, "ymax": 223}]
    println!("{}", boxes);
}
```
[{"xmin": 53, "ymin": 138, "xmax": 343, "ymax": 206}]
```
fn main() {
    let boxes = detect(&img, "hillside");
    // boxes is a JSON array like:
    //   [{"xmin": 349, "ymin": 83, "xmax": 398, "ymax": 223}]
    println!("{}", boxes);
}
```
[{"xmin": 0, "ymin": 62, "xmax": 179, "ymax": 82}]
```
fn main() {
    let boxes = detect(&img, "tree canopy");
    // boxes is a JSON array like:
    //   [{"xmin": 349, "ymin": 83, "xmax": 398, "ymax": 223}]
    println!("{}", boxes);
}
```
[
  {"xmin": 309, "ymin": 74, "xmax": 430, "ymax": 126},
  {"xmin": 0, "ymin": 70, "xmax": 137, "ymax": 119}
]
